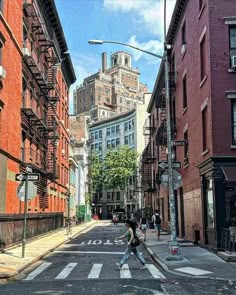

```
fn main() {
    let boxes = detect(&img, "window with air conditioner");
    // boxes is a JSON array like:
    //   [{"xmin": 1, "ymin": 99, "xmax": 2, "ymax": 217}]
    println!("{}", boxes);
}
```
[
  {"xmin": 229, "ymin": 26, "xmax": 236, "ymax": 68},
  {"xmin": 181, "ymin": 21, "xmax": 186, "ymax": 54}
]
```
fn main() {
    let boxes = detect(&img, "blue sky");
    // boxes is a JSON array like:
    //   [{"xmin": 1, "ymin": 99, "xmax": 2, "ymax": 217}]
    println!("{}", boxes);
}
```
[{"xmin": 54, "ymin": 0, "xmax": 176, "ymax": 113}]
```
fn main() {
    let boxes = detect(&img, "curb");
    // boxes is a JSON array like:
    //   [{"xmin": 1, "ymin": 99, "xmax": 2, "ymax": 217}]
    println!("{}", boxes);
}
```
[
  {"xmin": 1, "ymin": 221, "xmax": 98, "ymax": 279},
  {"xmin": 142, "ymin": 241, "xmax": 236, "ymax": 282}
]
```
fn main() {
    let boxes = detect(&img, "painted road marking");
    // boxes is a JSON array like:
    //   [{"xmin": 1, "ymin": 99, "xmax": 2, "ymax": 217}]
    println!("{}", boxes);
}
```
[
  {"xmin": 55, "ymin": 263, "xmax": 77, "ymax": 279},
  {"xmin": 146, "ymin": 264, "xmax": 166, "ymax": 279},
  {"xmin": 88, "ymin": 263, "xmax": 103, "ymax": 279},
  {"xmin": 55, "ymin": 250, "xmax": 143, "ymax": 255},
  {"xmin": 174, "ymin": 267, "xmax": 213, "ymax": 276},
  {"xmin": 120, "ymin": 264, "xmax": 132, "ymax": 279},
  {"xmin": 23, "ymin": 262, "xmax": 52, "ymax": 281}
]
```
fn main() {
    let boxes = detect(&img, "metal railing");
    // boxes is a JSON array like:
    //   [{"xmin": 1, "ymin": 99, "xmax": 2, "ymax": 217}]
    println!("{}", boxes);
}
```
[
  {"xmin": 0, "ymin": 213, "xmax": 63, "ymax": 250},
  {"xmin": 221, "ymin": 228, "xmax": 236, "ymax": 254}
]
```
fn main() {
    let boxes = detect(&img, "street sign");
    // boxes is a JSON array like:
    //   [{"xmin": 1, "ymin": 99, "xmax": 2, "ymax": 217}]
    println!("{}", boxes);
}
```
[
  {"xmin": 173, "ymin": 140, "xmax": 187, "ymax": 146},
  {"xmin": 17, "ymin": 182, "xmax": 38, "ymax": 201},
  {"xmin": 161, "ymin": 169, "xmax": 183, "ymax": 190},
  {"xmin": 158, "ymin": 161, "xmax": 181, "ymax": 169},
  {"xmin": 15, "ymin": 173, "xmax": 40, "ymax": 181},
  {"xmin": 25, "ymin": 165, "xmax": 33, "ymax": 173}
]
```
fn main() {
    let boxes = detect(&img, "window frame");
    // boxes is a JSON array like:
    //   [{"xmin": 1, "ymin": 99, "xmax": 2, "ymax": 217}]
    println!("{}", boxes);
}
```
[{"xmin": 182, "ymin": 74, "xmax": 187, "ymax": 109}]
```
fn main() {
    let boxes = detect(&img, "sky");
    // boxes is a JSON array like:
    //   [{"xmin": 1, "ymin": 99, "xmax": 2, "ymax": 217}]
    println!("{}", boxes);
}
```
[{"xmin": 54, "ymin": 0, "xmax": 177, "ymax": 113}]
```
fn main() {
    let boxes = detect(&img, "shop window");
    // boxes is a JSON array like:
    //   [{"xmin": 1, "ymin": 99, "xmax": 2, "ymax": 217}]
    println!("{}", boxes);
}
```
[
  {"xmin": 229, "ymin": 26, "xmax": 236, "ymax": 68},
  {"xmin": 231, "ymin": 100, "xmax": 236, "ymax": 144}
]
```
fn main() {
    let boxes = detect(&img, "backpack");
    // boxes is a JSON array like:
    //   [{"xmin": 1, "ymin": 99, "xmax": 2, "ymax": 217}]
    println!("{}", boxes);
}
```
[{"xmin": 155, "ymin": 214, "xmax": 161, "ymax": 225}]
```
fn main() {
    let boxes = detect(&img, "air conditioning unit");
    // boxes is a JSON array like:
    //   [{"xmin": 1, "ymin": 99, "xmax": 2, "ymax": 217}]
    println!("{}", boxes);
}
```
[
  {"xmin": 61, "ymin": 120, "xmax": 65, "ymax": 125},
  {"xmin": 66, "ymin": 128, "xmax": 70, "ymax": 133},
  {"xmin": 231, "ymin": 56, "xmax": 236, "ymax": 69},
  {"xmin": 0, "ymin": 66, "xmax": 6, "ymax": 79},
  {"xmin": 22, "ymin": 47, "xmax": 31, "ymax": 57},
  {"xmin": 65, "ymin": 96, "xmax": 68, "ymax": 102},
  {"xmin": 62, "ymin": 149, "xmax": 65, "ymax": 154}
]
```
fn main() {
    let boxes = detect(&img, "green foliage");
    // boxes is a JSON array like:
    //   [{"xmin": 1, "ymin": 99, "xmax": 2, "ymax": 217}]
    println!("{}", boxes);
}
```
[
  {"xmin": 85, "ymin": 192, "xmax": 92, "ymax": 205},
  {"xmin": 103, "ymin": 146, "xmax": 138, "ymax": 190},
  {"xmin": 90, "ymin": 146, "xmax": 138, "ymax": 192}
]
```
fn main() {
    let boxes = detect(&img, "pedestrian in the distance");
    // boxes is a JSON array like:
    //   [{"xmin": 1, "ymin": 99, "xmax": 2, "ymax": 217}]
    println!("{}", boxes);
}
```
[
  {"xmin": 152, "ymin": 209, "xmax": 162, "ymax": 240},
  {"xmin": 115, "ymin": 220, "xmax": 146, "ymax": 269},
  {"xmin": 112, "ymin": 214, "xmax": 118, "ymax": 226},
  {"xmin": 139, "ymin": 213, "xmax": 148, "ymax": 241}
]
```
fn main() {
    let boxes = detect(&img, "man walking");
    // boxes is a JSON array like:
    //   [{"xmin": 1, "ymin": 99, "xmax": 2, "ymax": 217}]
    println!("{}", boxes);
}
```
[{"xmin": 152, "ymin": 210, "xmax": 162, "ymax": 240}]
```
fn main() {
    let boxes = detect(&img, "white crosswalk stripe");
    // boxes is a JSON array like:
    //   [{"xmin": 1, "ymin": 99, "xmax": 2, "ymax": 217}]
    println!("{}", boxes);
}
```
[
  {"xmin": 146, "ymin": 264, "xmax": 166, "ymax": 279},
  {"xmin": 23, "ymin": 262, "xmax": 165, "ymax": 281},
  {"xmin": 55, "ymin": 263, "xmax": 78, "ymax": 279},
  {"xmin": 120, "ymin": 264, "xmax": 132, "ymax": 279},
  {"xmin": 23, "ymin": 262, "xmax": 52, "ymax": 281},
  {"xmin": 88, "ymin": 263, "xmax": 103, "ymax": 279}
]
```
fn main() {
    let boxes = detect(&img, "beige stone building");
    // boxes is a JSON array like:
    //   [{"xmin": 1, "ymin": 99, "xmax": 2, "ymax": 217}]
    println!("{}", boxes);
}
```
[{"xmin": 73, "ymin": 51, "xmax": 148, "ymax": 121}]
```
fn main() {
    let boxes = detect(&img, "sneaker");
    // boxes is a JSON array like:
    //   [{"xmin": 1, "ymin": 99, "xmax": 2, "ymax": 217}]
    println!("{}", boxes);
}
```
[
  {"xmin": 140, "ymin": 264, "xmax": 147, "ymax": 270},
  {"xmin": 116, "ymin": 262, "xmax": 122, "ymax": 269}
]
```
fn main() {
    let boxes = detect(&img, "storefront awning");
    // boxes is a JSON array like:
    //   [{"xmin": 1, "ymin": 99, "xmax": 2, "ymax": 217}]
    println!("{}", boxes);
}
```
[{"xmin": 222, "ymin": 166, "xmax": 236, "ymax": 182}]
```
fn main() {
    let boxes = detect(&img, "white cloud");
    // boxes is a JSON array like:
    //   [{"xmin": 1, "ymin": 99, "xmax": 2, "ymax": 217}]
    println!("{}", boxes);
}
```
[
  {"xmin": 128, "ymin": 35, "xmax": 163, "ymax": 63},
  {"xmin": 103, "ymin": 0, "xmax": 176, "ymax": 40}
]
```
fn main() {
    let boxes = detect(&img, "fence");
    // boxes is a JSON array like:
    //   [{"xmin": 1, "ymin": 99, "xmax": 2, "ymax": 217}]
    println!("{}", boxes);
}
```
[
  {"xmin": 221, "ymin": 228, "xmax": 236, "ymax": 254},
  {"xmin": 0, "ymin": 212, "xmax": 63, "ymax": 250}
]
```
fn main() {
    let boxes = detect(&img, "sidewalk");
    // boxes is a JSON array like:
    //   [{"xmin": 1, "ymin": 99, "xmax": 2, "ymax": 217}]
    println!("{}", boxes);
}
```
[
  {"xmin": 142, "ymin": 229, "xmax": 236, "ymax": 281},
  {"xmin": 0, "ymin": 220, "xmax": 98, "ymax": 279}
]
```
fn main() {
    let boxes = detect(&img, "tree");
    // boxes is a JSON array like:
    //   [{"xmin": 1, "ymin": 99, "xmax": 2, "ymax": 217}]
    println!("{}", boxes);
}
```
[
  {"xmin": 90, "ymin": 153, "xmax": 104, "ymax": 192},
  {"xmin": 103, "ymin": 146, "xmax": 139, "ymax": 190}
]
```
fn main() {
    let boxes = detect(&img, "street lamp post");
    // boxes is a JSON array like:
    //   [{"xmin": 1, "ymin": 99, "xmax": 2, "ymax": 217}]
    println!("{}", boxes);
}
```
[{"xmin": 88, "ymin": 1, "xmax": 181, "ymax": 260}]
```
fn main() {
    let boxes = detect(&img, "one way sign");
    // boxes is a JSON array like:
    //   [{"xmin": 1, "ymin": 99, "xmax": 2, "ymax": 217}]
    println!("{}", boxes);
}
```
[
  {"xmin": 15, "ymin": 173, "xmax": 40, "ymax": 181},
  {"xmin": 158, "ymin": 161, "xmax": 181, "ymax": 169}
]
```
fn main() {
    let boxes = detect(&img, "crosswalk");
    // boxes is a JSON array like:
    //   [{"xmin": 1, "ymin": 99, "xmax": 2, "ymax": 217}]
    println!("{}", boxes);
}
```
[{"xmin": 23, "ymin": 262, "xmax": 166, "ymax": 281}]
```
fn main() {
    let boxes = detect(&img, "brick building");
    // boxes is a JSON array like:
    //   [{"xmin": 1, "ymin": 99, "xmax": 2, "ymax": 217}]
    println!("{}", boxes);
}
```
[
  {"xmin": 73, "ymin": 51, "xmax": 148, "ymax": 121},
  {"xmin": 0, "ymin": 0, "xmax": 76, "ymax": 215},
  {"xmin": 143, "ymin": 0, "xmax": 236, "ymax": 249}
]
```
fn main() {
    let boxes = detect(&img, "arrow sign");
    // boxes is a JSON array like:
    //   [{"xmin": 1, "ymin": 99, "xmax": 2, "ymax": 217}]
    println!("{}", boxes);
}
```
[
  {"xmin": 158, "ymin": 161, "xmax": 181, "ymax": 169},
  {"xmin": 15, "ymin": 173, "xmax": 40, "ymax": 181}
]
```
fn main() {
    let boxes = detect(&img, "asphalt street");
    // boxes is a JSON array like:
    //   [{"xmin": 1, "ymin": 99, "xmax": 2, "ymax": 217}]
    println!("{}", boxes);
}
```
[{"xmin": 0, "ymin": 222, "xmax": 236, "ymax": 294}]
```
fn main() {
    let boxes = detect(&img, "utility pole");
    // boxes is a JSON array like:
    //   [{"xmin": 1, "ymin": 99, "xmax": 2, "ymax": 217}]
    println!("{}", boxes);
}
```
[{"xmin": 164, "ymin": 0, "xmax": 182, "ymax": 260}]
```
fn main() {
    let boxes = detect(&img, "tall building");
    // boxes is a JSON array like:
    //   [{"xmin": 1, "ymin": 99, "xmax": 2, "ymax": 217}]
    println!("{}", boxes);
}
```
[
  {"xmin": 89, "ymin": 94, "xmax": 151, "ymax": 219},
  {"xmin": 143, "ymin": 0, "xmax": 236, "ymax": 249},
  {"xmin": 73, "ymin": 51, "xmax": 148, "ymax": 121},
  {"xmin": 0, "ymin": 0, "xmax": 76, "ymax": 215}
]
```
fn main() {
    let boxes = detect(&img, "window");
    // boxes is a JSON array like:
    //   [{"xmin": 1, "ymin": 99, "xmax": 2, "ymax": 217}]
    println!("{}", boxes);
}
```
[
  {"xmin": 183, "ymin": 74, "xmax": 187, "ymax": 109},
  {"xmin": 232, "ymin": 100, "xmax": 236, "ymax": 144},
  {"xmin": 0, "ymin": 1, "xmax": 3, "ymax": 12},
  {"xmin": 111, "ymin": 126, "xmax": 115, "ymax": 134},
  {"xmin": 99, "ymin": 130, "xmax": 102, "ymax": 138},
  {"xmin": 124, "ymin": 122, "xmax": 128, "ymax": 131},
  {"xmin": 116, "ymin": 191, "xmax": 120, "ymax": 201},
  {"xmin": 125, "ymin": 136, "xmax": 129, "ymax": 145},
  {"xmin": 184, "ymin": 130, "xmax": 189, "ymax": 165},
  {"xmin": 202, "ymin": 106, "xmax": 208, "ymax": 151},
  {"xmin": 91, "ymin": 132, "xmax": 95, "ymax": 140},
  {"xmin": 99, "ymin": 142, "xmax": 102, "ymax": 151},
  {"xmin": 182, "ymin": 21, "xmax": 186, "ymax": 45},
  {"xmin": 200, "ymin": 35, "xmax": 207, "ymax": 81},
  {"xmin": 116, "ymin": 125, "xmax": 120, "ymax": 134},
  {"xmin": 129, "ymin": 121, "xmax": 132, "ymax": 130},
  {"xmin": 107, "ymin": 128, "xmax": 110, "ymax": 136},
  {"xmin": 229, "ymin": 26, "xmax": 236, "ymax": 67},
  {"xmin": 129, "ymin": 134, "xmax": 132, "ymax": 144},
  {"xmin": 107, "ymin": 140, "xmax": 111, "ymax": 148},
  {"xmin": 111, "ymin": 139, "xmax": 115, "ymax": 148},
  {"xmin": 116, "ymin": 138, "xmax": 120, "ymax": 146},
  {"xmin": 95, "ymin": 143, "xmax": 99, "ymax": 152},
  {"xmin": 95, "ymin": 131, "xmax": 98, "ymax": 140}
]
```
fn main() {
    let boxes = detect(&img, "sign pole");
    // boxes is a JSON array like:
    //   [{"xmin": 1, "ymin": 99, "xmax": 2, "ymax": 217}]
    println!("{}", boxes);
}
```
[{"xmin": 22, "ymin": 173, "xmax": 29, "ymax": 258}]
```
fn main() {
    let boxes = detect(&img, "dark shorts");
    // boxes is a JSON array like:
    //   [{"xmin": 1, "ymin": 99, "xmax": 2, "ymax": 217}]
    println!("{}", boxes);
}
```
[{"xmin": 154, "ymin": 224, "xmax": 161, "ymax": 231}]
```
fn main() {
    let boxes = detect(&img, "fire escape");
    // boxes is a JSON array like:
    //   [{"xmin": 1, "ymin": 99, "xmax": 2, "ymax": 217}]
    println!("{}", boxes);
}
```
[
  {"xmin": 21, "ymin": 2, "xmax": 60, "ymax": 209},
  {"xmin": 141, "ymin": 118, "xmax": 156, "ymax": 192}
]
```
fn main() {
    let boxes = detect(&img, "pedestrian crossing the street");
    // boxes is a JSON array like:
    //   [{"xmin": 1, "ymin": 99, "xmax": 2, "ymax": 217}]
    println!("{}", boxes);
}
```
[{"xmin": 23, "ymin": 262, "xmax": 166, "ymax": 281}]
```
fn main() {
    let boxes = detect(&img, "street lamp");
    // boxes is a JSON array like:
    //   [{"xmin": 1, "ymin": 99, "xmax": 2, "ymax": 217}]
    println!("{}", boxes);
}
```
[{"xmin": 88, "ymin": 1, "xmax": 181, "ymax": 261}]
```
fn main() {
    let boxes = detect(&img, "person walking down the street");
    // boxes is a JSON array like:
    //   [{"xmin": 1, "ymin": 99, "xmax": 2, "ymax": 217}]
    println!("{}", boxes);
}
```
[
  {"xmin": 115, "ymin": 219, "xmax": 146, "ymax": 269},
  {"xmin": 139, "ymin": 213, "xmax": 148, "ymax": 241},
  {"xmin": 152, "ymin": 209, "xmax": 162, "ymax": 240},
  {"xmin": 112, "ymin": 214, "xmax": 118, "ymax": 226}
]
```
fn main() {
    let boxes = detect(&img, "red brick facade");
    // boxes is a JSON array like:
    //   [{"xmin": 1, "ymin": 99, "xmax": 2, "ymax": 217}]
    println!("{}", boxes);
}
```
[{"xmin": 0, "ymin": 0, "xmax": 75, "ymax": 215}]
